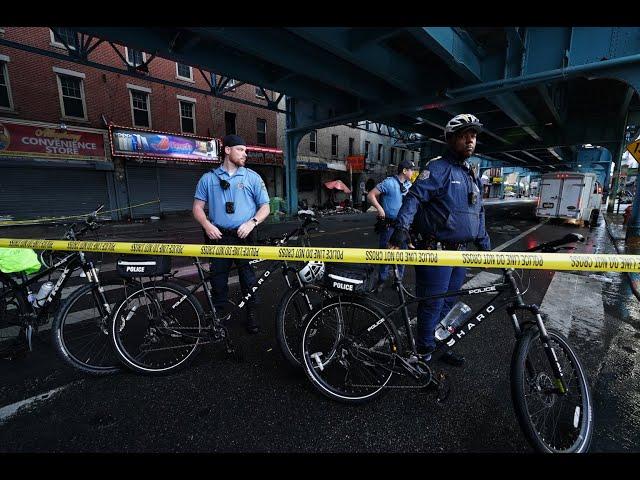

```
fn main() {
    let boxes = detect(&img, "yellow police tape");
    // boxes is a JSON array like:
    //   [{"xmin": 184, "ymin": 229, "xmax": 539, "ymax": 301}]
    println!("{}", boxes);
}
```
[{"xmin": 1, "ymin": 237, "xmax": 639, "ymax": 273}]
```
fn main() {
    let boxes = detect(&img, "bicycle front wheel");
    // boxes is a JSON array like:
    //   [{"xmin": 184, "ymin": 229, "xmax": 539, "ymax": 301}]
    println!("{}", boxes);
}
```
[
  {"xmin": 52, "ymin": 280, "xmax": 138, "ymax": 375},
  {"xmin": 276, "ymin": 284, "xmax": 333, "ymax": 369},
  {"xmin": 111, "ymin": 281, "xmax": 205, "ymax": 375},
  {"xmin": 301, "ymin": 297, "xmax": 400, "ymax": 404},
  {"xmin": 511, "ymin": 327, "xmax": 593, "ymax": 453}
]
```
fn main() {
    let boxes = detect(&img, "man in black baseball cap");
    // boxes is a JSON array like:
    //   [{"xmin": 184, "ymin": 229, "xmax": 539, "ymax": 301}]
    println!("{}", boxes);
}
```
[
  {"xmin": 223, "ymin": 134, "xmax": 246, "ymax": 149},
  {"xmin": 367, "ymin": 156, "xmax": 416, "ymax": 291},
  {"xmin": 397, "ymin": 158, "xmax": 416, "ymax": 173},
  {"xmin": 193, "ymin": 132, "xmax": 271, "ymax": 334}
]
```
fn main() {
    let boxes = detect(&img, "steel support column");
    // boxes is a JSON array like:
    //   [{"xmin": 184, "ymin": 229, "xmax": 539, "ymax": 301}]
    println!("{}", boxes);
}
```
[{"xmin": 284, "ymin": 97, "xmax": 305, "ymax": 215}]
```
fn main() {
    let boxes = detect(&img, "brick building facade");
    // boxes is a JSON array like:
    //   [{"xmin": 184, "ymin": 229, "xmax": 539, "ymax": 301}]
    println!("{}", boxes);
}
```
[{"xmin": 0, "ymin": 27, "xmax": 282, "ymax": 220}]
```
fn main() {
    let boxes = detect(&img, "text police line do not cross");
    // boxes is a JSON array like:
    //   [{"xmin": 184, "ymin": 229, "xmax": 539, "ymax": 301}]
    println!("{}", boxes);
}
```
[{"xmin": 2, "ymin": 238, "xmax": 640, "ymax": 273}]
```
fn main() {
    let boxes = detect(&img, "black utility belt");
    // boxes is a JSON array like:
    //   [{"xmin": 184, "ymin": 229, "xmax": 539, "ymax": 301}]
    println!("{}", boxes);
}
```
[
  {"xmin": 215, "ymin": 226, "xmax": 241, "ymax": 236},
  {"xmin": 420, "ymin": 238, "xmax": 471, "ymax": 251}
]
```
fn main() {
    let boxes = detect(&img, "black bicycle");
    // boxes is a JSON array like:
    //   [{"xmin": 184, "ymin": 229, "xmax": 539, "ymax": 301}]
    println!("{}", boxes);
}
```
[
  {"xmin": 300, "ymin": 233, "xmax": 593, "ymax": 453},
  {"xmin": 109, "ymin": 213, "xmax": 331, "ymax": 375},
  {"xmin": 0, "ymin": 206, "xmax": 137, "ymax": 375}
]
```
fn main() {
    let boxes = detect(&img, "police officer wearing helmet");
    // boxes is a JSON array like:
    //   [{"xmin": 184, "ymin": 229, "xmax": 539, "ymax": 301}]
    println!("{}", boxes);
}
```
[
  {"xmin": 389, "ymin": 114, "xmax": 491, "ymax": 366},
  {"xmin": 193, "ymin": 134, "xmax": 271, "ymax": 334}
]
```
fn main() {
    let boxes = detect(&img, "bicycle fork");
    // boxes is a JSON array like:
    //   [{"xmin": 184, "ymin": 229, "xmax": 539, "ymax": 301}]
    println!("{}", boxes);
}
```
[{"xmin": 526, "ymin": 305, "xmax": 569, "ymax": 395}]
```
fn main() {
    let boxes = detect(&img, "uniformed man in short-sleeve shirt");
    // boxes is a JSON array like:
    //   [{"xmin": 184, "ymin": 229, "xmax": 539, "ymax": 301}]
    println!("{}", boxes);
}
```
[{"xmin": 193, "ymin": 134, "xmax": 270, "ymax": 334}]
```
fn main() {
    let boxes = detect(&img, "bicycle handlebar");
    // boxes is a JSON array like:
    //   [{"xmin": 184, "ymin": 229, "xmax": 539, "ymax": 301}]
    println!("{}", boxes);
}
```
[{"xmin": 525, "ymin": 233, "xmax": 584, "ymax": 253}]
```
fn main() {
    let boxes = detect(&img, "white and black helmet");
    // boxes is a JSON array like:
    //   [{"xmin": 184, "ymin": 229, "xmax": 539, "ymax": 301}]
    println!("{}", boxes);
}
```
[
  {"xmin": 444, "ymin": 114, "xmax": 483, "ymax": 140},
  {"xmin": 298, "ymin": 261, "xmax": 325, "ymax": 284}
]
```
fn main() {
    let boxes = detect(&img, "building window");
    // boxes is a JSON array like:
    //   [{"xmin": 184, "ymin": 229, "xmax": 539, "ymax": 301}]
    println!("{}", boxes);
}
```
[
  {"xmin": 257, "ymin": 118, "xmax": 267, "ymax": 145},
  {"xmin": 55, "ymin": 72, "xmax": 87, "ymax": 120},
  {"xmin": 400, "ymin": 150, "xmax": 406, "ymax": 163},
  {"xmin": 129, "ymin": 88, "xmax": 151, "ymax": 128},
  {"xmin": 390, "ymin": 147, "xmax": 396, "ymax": 164},
  {"xmin": 255, "ymin": 86, "xmax": 266, "ymax": 99},
  {"xmin": 0, "ymin": 60, "xmax": 14, "ymax": 110},
  {"xmin": 50, "ymin": 28, "xmax": 77, "ymax": 50},
  {"xmin": 176, "ymin": 63, "xmax": 193, "ymax": 81},
  {"xmin": 125, "ymin": 47, "xmax": 146, "ymax": 67},
  {"xmin": 378, "ymin": 144, "xmax": 383, "ymax": 163},
  {"xmin": 225, "ymin": 111, "xmax": 236, "ymax": 136},
  {"xmin": 331, "ymin": 134, "xmax": 338, "ymax": 157},
  {"xmin": 179, "ymin": 99, "xmax": 196, "ymax": 134},
  {"xmin": 364, "ymin": 141, "xmax": 370, "ymax": 159},
  {"xmin": 309, "ymin": 130, "xmax": 317, "ymax": 153},
  {"xmin": 348, "ymin": 137, "xmax": 354, "ymax": 156}
]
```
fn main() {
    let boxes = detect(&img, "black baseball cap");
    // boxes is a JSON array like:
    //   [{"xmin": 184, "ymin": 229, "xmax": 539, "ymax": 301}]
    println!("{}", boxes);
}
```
[
  {"xmin": 397, "ymin": 159, "xmax": 416, "ymax": 173},
  {"xmin": 223, "ymin": 134, "xmax": 246, "ymax": 148}
]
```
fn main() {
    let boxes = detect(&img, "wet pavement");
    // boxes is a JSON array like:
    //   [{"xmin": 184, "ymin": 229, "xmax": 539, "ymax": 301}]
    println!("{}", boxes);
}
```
[{"xmin": 1, "ymin": 199, "xmax": 639, "ymax": 452}]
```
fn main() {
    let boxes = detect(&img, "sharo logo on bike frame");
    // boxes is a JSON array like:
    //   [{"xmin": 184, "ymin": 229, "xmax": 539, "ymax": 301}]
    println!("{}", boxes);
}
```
[{"xmin": 446, "ymin": 304, "xmax": 495, "ymax": 347}]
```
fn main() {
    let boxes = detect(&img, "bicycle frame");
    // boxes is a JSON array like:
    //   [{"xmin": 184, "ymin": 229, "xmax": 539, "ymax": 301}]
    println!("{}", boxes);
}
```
[
  {"xmin": 176, "ymin": 256, "xmax": 304, "ymax": 317},
  {"xmin": 353, "ymin": 267, "xmax": 569, "ymax": 393},
  {"xmin": 1, "ymin": 250, "xmax": 102, "ymax": 316}
]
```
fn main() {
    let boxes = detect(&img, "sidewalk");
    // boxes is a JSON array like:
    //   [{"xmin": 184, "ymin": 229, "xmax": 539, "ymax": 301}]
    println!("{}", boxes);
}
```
[{"xmin": 602, "ymin": 209, "xmax": 640, "ymax": 301}]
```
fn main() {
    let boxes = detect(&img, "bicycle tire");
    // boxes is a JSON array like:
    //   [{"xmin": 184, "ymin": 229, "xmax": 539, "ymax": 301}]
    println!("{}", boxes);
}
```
[
  {"xmin": 275, "ymin": 284, "xmax": 333, "ymax": 369},
  {"xmin": 52, "ymin": 280, "xmax": 138, "ymax": 375},
  {"xmin": 511, "ymin": 327, "xmax": 593, "ymax": 453},
  {"xmin": 301, "ymin": 296, "xmax": 400, "ymax": 404},
  {"xmin": 0, "ymin": 275, "xmax": 29, "ymax": 349},
  {"xmin": 111, "ymin": 281, "xmax": 205, "ymax": 375}
]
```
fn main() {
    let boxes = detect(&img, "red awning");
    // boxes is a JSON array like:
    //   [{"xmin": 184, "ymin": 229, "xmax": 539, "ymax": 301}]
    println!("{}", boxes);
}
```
[{"xmin": 324, "ymin": 180, "xmax": 351, "ymax": 194}]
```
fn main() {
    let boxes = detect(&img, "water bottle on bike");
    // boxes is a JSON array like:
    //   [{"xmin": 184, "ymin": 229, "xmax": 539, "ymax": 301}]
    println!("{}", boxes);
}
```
[
  {"xmin": 434, "ymin": 301, "xmax": 472, "ymax": 342},
  {"xmin": 28, "ymin": 281, "xmax": 54, "ymax": 308}
]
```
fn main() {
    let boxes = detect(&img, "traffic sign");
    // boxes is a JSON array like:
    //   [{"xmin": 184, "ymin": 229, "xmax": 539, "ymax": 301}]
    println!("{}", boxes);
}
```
[{"xmin": 626, "ymin": 140, "xmax": 640, "ymax": 162}]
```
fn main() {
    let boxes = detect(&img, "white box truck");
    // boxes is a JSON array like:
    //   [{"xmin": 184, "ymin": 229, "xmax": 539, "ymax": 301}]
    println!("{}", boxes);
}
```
[{"xmin": 536, "ymin": 172, "xmax": 602, "ymax": 227}]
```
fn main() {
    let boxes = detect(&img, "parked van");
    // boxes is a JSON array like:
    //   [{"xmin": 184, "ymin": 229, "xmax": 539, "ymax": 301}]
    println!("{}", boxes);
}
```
[{"xmin": 536, "ymin": 172, "xmax": 602, "ymax": 227}]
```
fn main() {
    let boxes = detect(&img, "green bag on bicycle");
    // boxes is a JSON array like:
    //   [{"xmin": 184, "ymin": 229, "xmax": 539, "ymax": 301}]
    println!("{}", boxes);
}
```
[{"xmin": 0, "ymin": 247, "xmax": 41, "ymax": 274}]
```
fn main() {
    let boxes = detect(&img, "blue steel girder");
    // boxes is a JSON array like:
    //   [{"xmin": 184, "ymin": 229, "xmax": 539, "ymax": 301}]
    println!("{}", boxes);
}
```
[
  {"xmin": 73, "ymin": 27, "xmax": 358, "ymax": 111},
  {"xmin": 190, "ymin": 27, "xmax": 406, "ymax": 103},
  {"xmin": 284, "ymin": 28, "xmax": 434, "ymax": 97},
  {"xmin": 413, "ymin": 27, "xmax": 544, "ymax": 142}
]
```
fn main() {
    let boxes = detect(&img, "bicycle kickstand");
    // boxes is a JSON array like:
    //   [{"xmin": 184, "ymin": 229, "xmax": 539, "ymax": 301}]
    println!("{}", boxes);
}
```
[
  {"xmin": 224, "ymin": 338, "xmax": 243, "ymax": 363},
  {"xmin": 432, "ymin": 371, "xmax": 451, "ymax": 404}
]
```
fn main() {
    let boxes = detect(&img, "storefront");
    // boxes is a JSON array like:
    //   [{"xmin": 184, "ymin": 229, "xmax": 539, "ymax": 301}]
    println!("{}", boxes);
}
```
[
  {"xmin": 244, "ymin": 146, "xmax": 284, "ymax": 199},
  {"xmin": 0, "ymin": 118, "xmax": 113, "ymax": 221},
  {"xmin": 110, "ymin": 125, "xmax": 220, "ymax": 219},
  {"xmin": 109, "ymin": 125, "xmax": 284, "ymax": 219}
]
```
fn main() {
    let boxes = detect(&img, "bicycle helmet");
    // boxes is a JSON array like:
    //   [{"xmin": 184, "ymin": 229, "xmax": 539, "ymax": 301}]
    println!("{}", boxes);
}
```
[
  {"xmin": 444, "ymin": 114, "xmax": 483, "ymax": 140},
  {"xmin": 298, "ymin": 261, "xmax": 325, "ymax": 284}
]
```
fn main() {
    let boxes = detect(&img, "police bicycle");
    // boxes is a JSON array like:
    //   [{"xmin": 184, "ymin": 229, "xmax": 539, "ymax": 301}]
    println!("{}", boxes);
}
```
[
  {"xmin": 300, "ymin": 233, "xmax": 593, "ymax": 453},
  {"xmin": 109, "ymin": 212, "xmax": 331, "ymax": 375},
  {"xmin": 0, "ymin": 206, "xmax": 138, "ymax": 375}
]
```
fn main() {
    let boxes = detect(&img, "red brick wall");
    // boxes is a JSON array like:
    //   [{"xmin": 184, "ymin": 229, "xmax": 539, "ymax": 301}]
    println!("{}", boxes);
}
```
[{"xmin": 0, "ymin": 27, "xmax": 277, "ymax": 146}]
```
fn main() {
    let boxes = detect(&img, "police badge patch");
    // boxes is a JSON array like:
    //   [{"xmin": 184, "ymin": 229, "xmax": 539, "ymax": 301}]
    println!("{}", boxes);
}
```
[{"xmin": 418, "ymin": 170, "xmax": 430, "ymax": 180}]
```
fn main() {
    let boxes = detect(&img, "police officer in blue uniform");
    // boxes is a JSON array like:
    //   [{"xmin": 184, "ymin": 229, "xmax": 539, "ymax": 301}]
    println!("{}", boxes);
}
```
[
  {"xmin": 367, "ymin": 158, "xmax": 415, "ymax": 289},
  {"xmin": 193, "ymin": 134, "xmax": 270, "ymax": 334},
  {"xmin": 389, "ymin": 114, "xmax": 491, "ymax": 365}
]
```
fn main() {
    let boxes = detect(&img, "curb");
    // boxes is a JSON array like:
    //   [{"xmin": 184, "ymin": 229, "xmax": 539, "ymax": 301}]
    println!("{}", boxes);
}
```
[{"xmin": 602, "ymin": 214, "xmax": 640, "ymax": 302}]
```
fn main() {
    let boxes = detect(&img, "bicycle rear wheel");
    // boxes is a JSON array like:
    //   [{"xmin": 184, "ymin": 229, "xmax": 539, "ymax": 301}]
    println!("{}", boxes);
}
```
[
  {"xmin": 276, "ymin": 284, "xmax": 333, "ymax": 369},
  {"xmin": 111, "ymin": 281, "xmax": 205, "ymax": 375},
  {"xmin": 301, "ymin": 297, "xmax": 400, "ymax": 404},
  {"xmin": 52, "ymin": 280, "xmax": 138, "ymax": 375},
  {"xmin": 0, "ymin": 275, "xmax": 30, "ymax": 356},
  {"xmin": 511, "ymin": 327, "xmax": 593, "ymax": 453}
]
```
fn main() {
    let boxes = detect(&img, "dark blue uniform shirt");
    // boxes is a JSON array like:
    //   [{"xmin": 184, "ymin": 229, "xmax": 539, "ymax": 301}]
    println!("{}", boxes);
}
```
[{"xmin": 395, "ymin": 151, "xmax": 491, "ymax": 251}]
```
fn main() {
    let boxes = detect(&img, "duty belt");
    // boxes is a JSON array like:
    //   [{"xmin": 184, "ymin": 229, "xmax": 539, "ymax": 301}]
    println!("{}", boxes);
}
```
[
  {"xmin": 216, "ymin": 226, "xmax": 240, "ymax": 236},
  {"xmin": 420, "ymin": 235, "xmax": 470, "ymax": 251}
]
